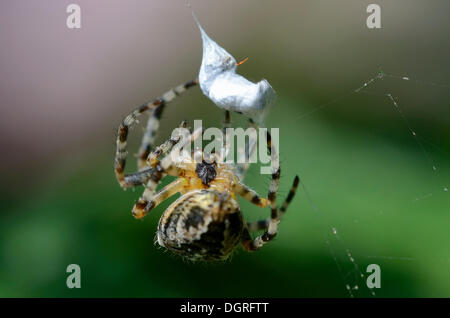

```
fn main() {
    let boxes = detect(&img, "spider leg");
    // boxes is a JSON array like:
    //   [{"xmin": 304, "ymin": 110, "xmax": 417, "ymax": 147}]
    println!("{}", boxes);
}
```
[
  {"xmin": 233, "ymin": 182, "xmax": 270, "ymax": 208},
  {"xmin": 137, "ymin": 81, "xmax": 198, "ymax": 170},
  {"xmin": 222, "ymin": 110, "xmax": 231, "ymax": 134},
  {"xmin": 136, "ymin": 104, "xmax": 164, "ymax": 171},
  {"xmin": 122, "ymin": 168, "xmax": 157, "ymax": 187},
  {"xmin": 131, "ymin": 126, "xmax": 203, "ymax": 219},
  {"xmin": 120, "ymin": 121, "xmax": 189, "ymax": 187},
  {"xmin": 237, "ymin": 130, "xmax": 281, "ymax": 251},
  {"xmin": 132, "ymin": 178, "xmax": 186, "ymax": 219},
  {"xmin": 236, "ymin": 118, "xmax": 258, "ymax": 180},
  {"xmin": 114, "ymin": 79, "xmax": 198, "ymax": 188},
  {"xmin": 221, "ymin": 110, "xmax": 231, "ymax": 160},
  {"xmin": 220, "ymin": 112, "xmax": 257, "ymax": 177},
  {"xmin": 246, "ymin": 175, "xmax": 299, "ymax": 232},
  {"xmin": 146, "ymin": 120, "xmax": 188, "ymax": 168}
]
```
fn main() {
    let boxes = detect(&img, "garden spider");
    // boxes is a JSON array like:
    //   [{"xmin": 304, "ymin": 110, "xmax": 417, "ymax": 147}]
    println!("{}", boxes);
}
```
[{"xmin": 114, "ymin": 80, "xmax": 299, "ymax": 261}]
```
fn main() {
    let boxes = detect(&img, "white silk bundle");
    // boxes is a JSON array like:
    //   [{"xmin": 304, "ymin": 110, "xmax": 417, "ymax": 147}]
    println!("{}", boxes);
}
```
[{"xmin": 195, "ymin": 18, "xmax": 276, "ymax": 124}]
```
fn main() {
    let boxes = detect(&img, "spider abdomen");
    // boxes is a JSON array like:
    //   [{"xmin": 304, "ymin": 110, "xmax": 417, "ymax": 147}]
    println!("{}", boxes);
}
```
[{"xmin": 157, "ymin": 189, "xmax": 244, "ymax": 261}]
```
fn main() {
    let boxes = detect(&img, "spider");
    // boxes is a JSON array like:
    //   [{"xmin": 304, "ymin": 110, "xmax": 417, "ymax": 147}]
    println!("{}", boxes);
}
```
[{"xmin": 114, "ymin": 80, "xmax": 299, "ymax": 261}]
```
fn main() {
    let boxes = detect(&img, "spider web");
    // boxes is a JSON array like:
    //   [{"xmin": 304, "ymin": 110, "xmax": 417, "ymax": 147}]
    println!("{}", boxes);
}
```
[{"xmin": 294, "ymin": 69, "xmax": 449, "ymax": 297}]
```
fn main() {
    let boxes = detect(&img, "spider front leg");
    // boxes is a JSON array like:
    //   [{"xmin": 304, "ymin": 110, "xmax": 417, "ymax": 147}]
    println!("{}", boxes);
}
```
[
  {"xmin": 121, "ymin": 168, "xmax": 158, "ymax": 188},
  {"xmin": 131, "ymin": 126, "xmax": 203, "ymax": 219},
  {"xmin": 132, "ymin": 177, "xmax": 186, "ymax": 219},
  {"xmin": 236, "ymin": 118, "xmax": 258, "ymax": 180},
  {"xmin": 114, "ymin": 79, "xmax": 197, "ymax": 188},
  {"xmin": 235, "ymin": 130, "xmax": 282, "ymax": 251},
  {"xmin": 246, "ymin": 175, "xmax": 299, "ymax": 232},
  {"xmin": 146, "ymin": 120, "xmax": 188, "ymax": 168},
  {"xmin": 221, "ymin": 111, "xmax": 258, "ymax": 180},
  {"xmin": 137, "ymin": 80, "xmax": 198, "ymax": 171},
  {"xmin": 116, "ymin": 120, "xmax": 190, "ymax": 188}
]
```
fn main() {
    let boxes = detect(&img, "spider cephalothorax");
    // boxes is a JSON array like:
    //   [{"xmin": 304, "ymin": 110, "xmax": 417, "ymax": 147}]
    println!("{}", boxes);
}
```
[
  {"xmin": 114, "ymin": 81, "xmax": 299, "ymax": 262},
  {"xmin": 195, "ymin": 160, "xmax": 217, "ymax": 185}
]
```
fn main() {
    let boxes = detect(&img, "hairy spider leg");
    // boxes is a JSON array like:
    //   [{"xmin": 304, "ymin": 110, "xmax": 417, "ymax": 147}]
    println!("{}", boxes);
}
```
[
  {"xmin": 246, "ymin": 175, "xmax": 299, "ymax": 232},
  {"xmin": 114, "ymin": 79, "xmax": 197, "ymax": 188},
  {"xmin": 235, "ymin": 130, "xmax": 283, "ymax": 251},
  {"xmin": 236, "ymin": 118, "xmax": 258, "ymax": 181},
  {"xmin": 132, "ymin": 127, "xmax": 203, "ymax": 219},
  {"xmin": 137, "ymin": 81, "xmax": 198, "ymax": 170}
]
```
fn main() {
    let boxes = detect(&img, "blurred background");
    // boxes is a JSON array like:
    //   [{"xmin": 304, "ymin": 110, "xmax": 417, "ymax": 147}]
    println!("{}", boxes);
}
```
[{"xmin": 0, "ymin": 0, "xmax": 449, "ymax": 297}]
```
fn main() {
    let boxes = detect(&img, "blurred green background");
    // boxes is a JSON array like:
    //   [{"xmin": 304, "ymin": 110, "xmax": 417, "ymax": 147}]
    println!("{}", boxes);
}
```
[{"xmin": 0, "ymin": 0, "xmax": 449, "ymax": 297}]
